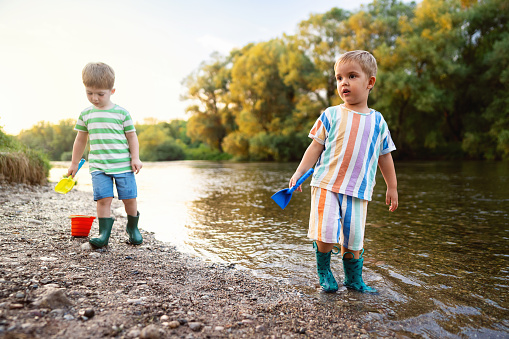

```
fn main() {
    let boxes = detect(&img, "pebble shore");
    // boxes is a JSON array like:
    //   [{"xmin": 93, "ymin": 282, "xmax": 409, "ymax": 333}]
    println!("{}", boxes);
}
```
[{"xmin": 0, "ymin": 182, "xmax": 395, "ymax": 338}]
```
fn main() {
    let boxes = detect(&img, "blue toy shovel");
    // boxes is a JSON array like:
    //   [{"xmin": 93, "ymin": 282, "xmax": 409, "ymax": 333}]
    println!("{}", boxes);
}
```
[{"xmin": 271, "ymin": 168, "xmax": 314, "ymax": 209}]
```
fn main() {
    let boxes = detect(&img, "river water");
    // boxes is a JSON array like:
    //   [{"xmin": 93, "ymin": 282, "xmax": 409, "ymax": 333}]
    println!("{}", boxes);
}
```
[{"xmin": 50, "ymin": 161, "xmax": 508, "ymax": 338}]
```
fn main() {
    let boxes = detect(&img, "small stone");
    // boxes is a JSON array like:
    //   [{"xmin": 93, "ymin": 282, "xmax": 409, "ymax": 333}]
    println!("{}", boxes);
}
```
[
  {"xmin": 21, "ymin": 323, "xmax": 32, "ymax": 330},
  {"xmin": 45, "ymin": 284, "xmax": 60, "ymax": 289},
  {"xmin": 127, "ymin": 298, "xmax": 142, "ymax": 304},
  {"xmin": 256, "ymin": 325, "xmax": 266, "ymax": 332},
  {"xmin": 168, "ymin": 321, "xmax": 180, "ymax": 329},
  {"xmin": 214, "ymin": 326, "xmax": 225, "ymax": 331},
  {"xmin": 63, "ymin": 314, "xmax": 75, "ymax": 320},
  {"xmin": 188, "ymin": 322, "xmax": 203, "ymax": 332},
  {"xmin": 9, "ymin": 303, "xmax": 24, "ymax": 309},
  {"xmin": 126, "ymin": 328, "xmax": 141, "ymax": 338},
  {"xmin": 84, "ymin": 309, "xmax": 95, "ymax": 318},
  {"xmin": 50, "ymin": 309, "xmax": 65, "ymax": 316},
  {"xmin": 89, "ymin": 252, "xmax": 100, "ymax": 258},
  {"xmin": 15, "ymin": 292, "xmax": 25, "ymax": 299},
  {"xmin": 241, "ymin": 319, "xmax": 253, "ymax": 324},
  {"xmin": 27, "ymin": 218, "xmax": 43, "ymax": 225},
  {"xmin": 140, "ymin": 324, "xmax": 163, "ymax": 339},
  {"xmin": 81, "ymin": 242, "xmax": 93, "ymax": 251},
  {"xmin": 40, "ymin": 256, "xmax": 58, "ymax": 261},
  {"xmin": 160, "ymin": 314, "xmax": 169, "ymax": 321},
  {"xmin": 30, "ymin": 310, "xmax": 42, "ymax": 317},
  {"xmin": 33, "ymin": 288, "xmax": 73, "ymax": 309}
]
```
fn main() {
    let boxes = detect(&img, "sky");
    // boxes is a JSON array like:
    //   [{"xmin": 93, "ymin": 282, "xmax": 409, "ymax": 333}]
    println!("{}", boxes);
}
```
[{"xmin": 0, "ymin": 0, "xmax": 374, "ymax": 135}]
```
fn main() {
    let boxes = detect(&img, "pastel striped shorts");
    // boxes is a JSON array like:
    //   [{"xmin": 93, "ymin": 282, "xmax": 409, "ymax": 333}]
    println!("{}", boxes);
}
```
[{"xmin": 308, "ymin": 187, "xmax": 368, "ymax": 251}]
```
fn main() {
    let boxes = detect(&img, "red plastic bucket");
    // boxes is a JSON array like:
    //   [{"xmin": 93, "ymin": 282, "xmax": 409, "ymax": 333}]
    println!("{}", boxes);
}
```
[{"xmin": 70, "ymin": 215, "xmax": 96, "ymax": 237}]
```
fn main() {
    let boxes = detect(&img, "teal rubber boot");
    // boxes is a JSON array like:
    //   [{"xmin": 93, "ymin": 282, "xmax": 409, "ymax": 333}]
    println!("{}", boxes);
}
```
[
  {"xmin": 313, "ymin": 241, "xmax": 339, "ymax": 293},
  {"xmin": 89, "ymin": 217, "xmax": 114, "ymax": 248},
  {"xmin": 126, "ymin": 211, "xmax": 143, "ymax": 245},
  {"xmin": 342, "ymin": 249, "xmax": 378, "ymax": 293}
]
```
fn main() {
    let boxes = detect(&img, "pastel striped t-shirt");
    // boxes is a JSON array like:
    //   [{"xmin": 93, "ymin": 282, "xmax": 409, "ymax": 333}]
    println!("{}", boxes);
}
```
[
  {"xmin": 309, "ymin": 104, "xmax": 396, "ymax": 201},
  {"xmin": 75, "ymin": 105, "xmax": 136, "ymax": 174}
]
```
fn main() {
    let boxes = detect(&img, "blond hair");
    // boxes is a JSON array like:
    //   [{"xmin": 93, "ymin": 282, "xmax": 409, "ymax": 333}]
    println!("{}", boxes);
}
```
[
  {"xmin": 334, "ymin": 50, "xmax": 377, "ymax": 79},
  {"xmin": 82, "ymin": 62, "xmax": 115, "ymax": 89}
]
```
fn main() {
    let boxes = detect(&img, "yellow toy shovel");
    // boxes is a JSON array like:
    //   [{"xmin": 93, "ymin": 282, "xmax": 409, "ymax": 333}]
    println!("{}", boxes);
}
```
[{"xmin": 54, "ymin": 158, "xmax": 86, "ymax": 194}]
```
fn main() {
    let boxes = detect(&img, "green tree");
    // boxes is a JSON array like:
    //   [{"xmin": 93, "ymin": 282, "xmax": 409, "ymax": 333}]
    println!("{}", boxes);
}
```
[
  {"xmin": 460, "ymin": 0, "xmax": 509, "ymax": 159},
  {"xmin": 17, "ymin": 119, "xmax": 77, "ymax": 160},
  {"xmin": 182, "ymin": 52, "xmax": 236, "ymax": 151},
  {"xmin": 137, "ymin": 124, "xmax": 185, "ymax": 161}
]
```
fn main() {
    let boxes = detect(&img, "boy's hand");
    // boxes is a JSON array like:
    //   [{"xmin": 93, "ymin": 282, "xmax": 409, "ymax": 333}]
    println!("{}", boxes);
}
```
[
  {"xmin": 289, "ymin": 172, "xmax": 304, "ymax": 192},
  {"xmin": 67, "ymin": 163, "xmax": 79, "ymax": 178},
  {"xmin": 131, "ymin": 158, "xmax": 143, "ymax": 174},
  {"xmin": 386, "ymin": 188, "xmax": 398, "ymax": 212}
]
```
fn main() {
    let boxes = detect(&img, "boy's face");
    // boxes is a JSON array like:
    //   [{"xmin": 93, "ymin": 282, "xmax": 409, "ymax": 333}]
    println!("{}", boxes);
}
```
[
  {"xmin": 335, "ymin": 61, "xmax": 375, "ymax": 112},
  {"xmin": 85, "ymin": 87, "xmax": 115, "ymax": 110}
]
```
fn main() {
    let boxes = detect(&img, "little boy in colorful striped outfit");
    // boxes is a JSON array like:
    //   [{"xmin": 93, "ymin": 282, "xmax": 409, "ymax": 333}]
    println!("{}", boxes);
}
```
[
  {"xmin": 290, "ymin": 50, "xmax": 398, "ymax": 293},
  {"xmin": 67, "ymin": 62, "xmax": 144, "ymax": 248}
]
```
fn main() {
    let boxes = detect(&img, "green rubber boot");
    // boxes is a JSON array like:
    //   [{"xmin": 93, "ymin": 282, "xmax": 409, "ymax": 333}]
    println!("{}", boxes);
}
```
[
  {"xmin": 89, "ymin": 217, "xmax": 114, "ymax": 248},
  {"xmin": 342, "ymin": 249, "xmax": 378, "ymax": 293},
  {"xmin": 126, "ymin": 211, "xmax": 143, "ymax": 245},
  {"xmin": 313, "ymin": 241, "xmax": 339, "ymax": 293}
]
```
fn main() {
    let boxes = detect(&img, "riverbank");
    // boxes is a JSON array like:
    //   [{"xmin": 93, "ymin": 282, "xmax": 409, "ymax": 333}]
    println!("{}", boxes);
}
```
[{"xmin": 0, "ymin": 182, "xmax": 395, "ymax": 338}]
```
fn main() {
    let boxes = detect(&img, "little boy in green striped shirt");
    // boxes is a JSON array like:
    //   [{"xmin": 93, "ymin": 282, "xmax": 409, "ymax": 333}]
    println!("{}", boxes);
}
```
[{"xmin": 67, "ymin": 62, "xmax": 143, "ymax": 248}]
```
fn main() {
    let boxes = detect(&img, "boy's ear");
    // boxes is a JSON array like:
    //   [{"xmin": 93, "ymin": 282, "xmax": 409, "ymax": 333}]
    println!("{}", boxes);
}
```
[
  {"xmin": 111, "ymin": 88, "xmax": 116, "ymax": 95},
  {"xmin": 367, "ymin": 76, "xmax": 376, "ymax": 89}
]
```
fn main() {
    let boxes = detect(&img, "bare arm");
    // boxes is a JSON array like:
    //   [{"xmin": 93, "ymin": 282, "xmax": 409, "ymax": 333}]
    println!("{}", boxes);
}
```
[
  {"xmin": 378, "ymin": 152, "xmax": 398, "ymax": 212},
  {"xmin": 67, "ymin": 131, "xmax": 88, "ymax": 177},
  {"xmin": 289, "ymin": 140, "xmax": 324, "ymax": 192},
  {"xmin": 126, "ymin": 131, "xmax": 143, "ymax": 174}
]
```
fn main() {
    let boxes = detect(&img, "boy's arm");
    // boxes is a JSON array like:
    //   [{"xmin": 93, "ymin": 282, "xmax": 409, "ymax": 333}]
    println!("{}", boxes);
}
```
[
  {"xmin": 290, "ymin": 140, "xmax": 325, "ymax": 192},
  {"xmin": 126, "ymin": 131, "xmax": 143, "ymax": 174},
  {"xmin": 378, "ymin": 153, "xmax": 398, "ymax": 212},
  {"xmin": 67, "ymin": 131, "xmax": 88, "ymax": 177}
]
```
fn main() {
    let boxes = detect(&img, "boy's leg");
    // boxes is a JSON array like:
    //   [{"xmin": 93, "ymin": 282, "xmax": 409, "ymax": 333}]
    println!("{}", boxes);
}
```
[
  {"xmin": 114, "ymin": 172, "xmax": 137, "ymax": 216},
  {"xmin": 122, "ymin": 198, "xmax": 137, "ymax": 216},
  {"xmin": 90, "ymin": 172, "xmax": 115, "ymax": 248},
  {"xmin": 315, "ymin": 241, "xmax": 335, "ymax": 253},
  {"xmin": 338, "ymin": 196, "xmax": 377, "ymax": 293},
  {"xmin": 97, "ymin": 197, "xmax": 113, "ymax": 218},
  {"xmin": 341, "ymin": 247, "xmax": 360, "ymax": 259},
  {"xmin": 309, "ymin": 187, "xmax": 341, "ymax": 292},
  {"xmin": 114, "ymin": 173, "xmax": 142, "ymax": 245}
]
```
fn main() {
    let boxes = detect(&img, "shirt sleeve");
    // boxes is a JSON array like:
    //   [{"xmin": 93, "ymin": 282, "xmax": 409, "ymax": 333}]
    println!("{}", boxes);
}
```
[
  {"xmin": 379, "ymin": 120, "xmax": 396, "ymax": 155},
  {"xmin": 123, "ymin": 111, "xmax": 136, "ymax": 133},
  {"xmin": 74, "ymin": 112, "xmax": 88, "ymax": 132},
  {"xmin": 308, "ymin": 110, "xmax": 330, "ymax": 145}
]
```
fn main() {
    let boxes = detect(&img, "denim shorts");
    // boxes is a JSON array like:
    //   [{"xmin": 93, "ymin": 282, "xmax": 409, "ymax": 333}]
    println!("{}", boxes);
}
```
[{"xmin": 91, "ymin": 171, "xmax": 137, "ymax": 201}]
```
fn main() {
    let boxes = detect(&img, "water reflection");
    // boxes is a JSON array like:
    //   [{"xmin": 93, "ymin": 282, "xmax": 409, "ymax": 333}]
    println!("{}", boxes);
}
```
[{"xmin": 50, "ymin": 161, "xmax": 509, "ymax": 337}]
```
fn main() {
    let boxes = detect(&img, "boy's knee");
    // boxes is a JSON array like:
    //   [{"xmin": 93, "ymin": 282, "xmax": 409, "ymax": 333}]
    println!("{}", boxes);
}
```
[
  {"xmin": 97, "ymin": 197, "xmax": 113, "ymax": 206},
  {"xmin": 122, "ymin": 198, "xmax": 136, "ymax": 205}
]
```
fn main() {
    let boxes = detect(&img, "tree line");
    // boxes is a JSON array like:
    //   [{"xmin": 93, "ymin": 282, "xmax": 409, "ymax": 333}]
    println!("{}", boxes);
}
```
[
  {"xmin": 12, "ymin": 0, "xmax": 509, "ymax": 162},
  {"xmin": 182, "ymin": 0, "xmax": 508, "ymax": 161},
  {"xmin": 16, "ymin": 119, "xmax": 230, "ymax": 162}
]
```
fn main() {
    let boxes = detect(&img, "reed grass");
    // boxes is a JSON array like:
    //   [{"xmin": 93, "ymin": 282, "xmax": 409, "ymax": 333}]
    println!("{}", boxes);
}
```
[{"xmin": 0, "ymin": 129, "xmax": 50, "ymax": 184}]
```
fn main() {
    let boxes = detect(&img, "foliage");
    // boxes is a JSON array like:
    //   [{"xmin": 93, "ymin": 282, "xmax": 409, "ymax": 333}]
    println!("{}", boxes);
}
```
[
  {"xmin": 18, "ymin": 119, "xmax": 78, "ymax": 160},
  {"xmin": 0, "ymin": 127, "xmax": 50, "ymax": 184},
  {"xmin": 182, "ymin": 0, "xmax": 509, "ymax": 160},
  {"xmin": 8, "ymin": 0, "xmax": 509, "ymax": 162}
]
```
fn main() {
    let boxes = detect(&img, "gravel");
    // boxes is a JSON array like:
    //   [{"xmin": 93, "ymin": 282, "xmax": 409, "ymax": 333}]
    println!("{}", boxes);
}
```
[{"xmin": 0, "ymin": 182, "xmax": 395, "ymax": 338}]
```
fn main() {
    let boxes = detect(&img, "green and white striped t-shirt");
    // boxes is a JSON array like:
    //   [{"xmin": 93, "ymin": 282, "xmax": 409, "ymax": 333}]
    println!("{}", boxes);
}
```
[{"xmin": 75, "ymin": 105, "xmax": 136, "ymax": 174}]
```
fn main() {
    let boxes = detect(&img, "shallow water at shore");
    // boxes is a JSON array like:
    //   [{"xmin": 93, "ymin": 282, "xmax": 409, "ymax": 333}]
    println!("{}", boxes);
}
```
[{"xmin": 50, "ymin": 160, "xmax": 509, "ymax": 337}]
